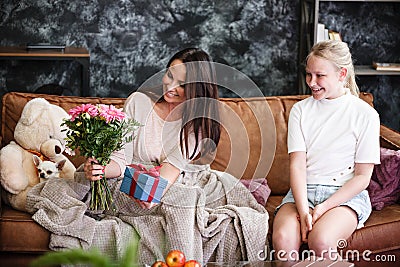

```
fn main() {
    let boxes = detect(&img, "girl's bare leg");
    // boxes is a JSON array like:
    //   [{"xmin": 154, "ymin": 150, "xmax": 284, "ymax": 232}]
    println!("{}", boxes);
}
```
[
  {"xmin": 308, "ymin": 206, "xmax": 357, "ymax": 259},
  {"xmin": 272, "ymin": 203, "xmax": 302, "ymax": 262}
]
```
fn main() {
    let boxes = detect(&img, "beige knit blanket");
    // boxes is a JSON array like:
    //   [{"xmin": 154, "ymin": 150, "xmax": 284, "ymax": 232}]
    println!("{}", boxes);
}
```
[{"xmin": 26, "ymin": 167, "xmax": 269, "ymax": 265}]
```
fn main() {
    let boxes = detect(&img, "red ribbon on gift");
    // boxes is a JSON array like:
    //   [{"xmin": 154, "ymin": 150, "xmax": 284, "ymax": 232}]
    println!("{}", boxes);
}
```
[
  {"xmin": 127, "ymin": 164, "xmax": 161, "ymax": 202},
  {"xmin": 148, "ymin": 176, "xmax": 159, "ymax": 202}
]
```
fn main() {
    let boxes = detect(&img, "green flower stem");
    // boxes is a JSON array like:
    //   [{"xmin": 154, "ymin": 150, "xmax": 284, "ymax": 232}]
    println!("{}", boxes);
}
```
[{"xmin": 89, "ymin": 174, "xmax": 114, "ymax": 211}]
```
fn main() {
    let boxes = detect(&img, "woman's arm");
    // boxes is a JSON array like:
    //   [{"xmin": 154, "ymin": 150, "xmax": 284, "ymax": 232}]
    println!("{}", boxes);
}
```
[
  {"xmin": 312, "ymin": 162, "xmax": 374, "ymax": 223},
  {"xmin": 290, "ymin": 151, "xmax": 313, "ymax": 241},
  {"xmin": 159, "ymin": 162, "xmax": 181, "ymax": 190}
]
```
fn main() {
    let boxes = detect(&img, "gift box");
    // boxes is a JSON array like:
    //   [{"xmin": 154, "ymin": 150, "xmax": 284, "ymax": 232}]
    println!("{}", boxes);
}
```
[{"xmin": 120, "ymin": 164, "xmax": 168, "ymax": 203}]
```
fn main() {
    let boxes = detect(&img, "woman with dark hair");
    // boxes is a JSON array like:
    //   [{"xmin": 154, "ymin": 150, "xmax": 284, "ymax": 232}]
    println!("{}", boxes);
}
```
[
  {"xmin": 78, "ymin": 48, "xmax": 268, "ymax": 263},
  {"xmin": 166, "ymin": 48, "xmax": 221, "ymax": 161},
  {"xmin": 84, "ymin": 48, "xmax": 222, "ymax": 208}
]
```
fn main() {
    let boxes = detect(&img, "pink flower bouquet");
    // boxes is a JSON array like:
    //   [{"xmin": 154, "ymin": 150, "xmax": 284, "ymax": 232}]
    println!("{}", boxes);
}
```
[{"xmin": 62, "ymin": 104, "xmax": 140, "ymax": 210}]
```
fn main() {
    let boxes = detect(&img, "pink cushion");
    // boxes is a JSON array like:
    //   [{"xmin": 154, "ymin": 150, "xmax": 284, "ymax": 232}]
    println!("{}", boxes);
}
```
[
  {"xmin": 367, "ymin": 148, "xmax": 400, "ymax": 210},
  {"xmin": 240, "ymin": 178, "xmax": 271, "ymax": 206}
]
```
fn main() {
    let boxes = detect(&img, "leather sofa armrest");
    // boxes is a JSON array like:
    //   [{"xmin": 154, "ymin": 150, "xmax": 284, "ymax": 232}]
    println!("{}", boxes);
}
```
[
  {"xmin": 0, "ymin": 186, "xmax": 3, "ymax": 215},
  {"xmin": 380, "ymin": 124, "xmax": 400, "ymax": 150}
]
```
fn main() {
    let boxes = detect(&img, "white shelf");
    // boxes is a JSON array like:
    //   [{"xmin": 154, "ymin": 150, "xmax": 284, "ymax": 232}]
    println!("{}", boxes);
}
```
[{"xmin": 355, "ymin": 65, "xmax": 400, "ymax": 75}]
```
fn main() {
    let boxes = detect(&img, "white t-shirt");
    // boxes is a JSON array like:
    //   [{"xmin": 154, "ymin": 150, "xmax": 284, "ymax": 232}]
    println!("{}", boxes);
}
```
[{"xmin": 288, "ymin": 89, "xmax": 380, "ymax": 186}]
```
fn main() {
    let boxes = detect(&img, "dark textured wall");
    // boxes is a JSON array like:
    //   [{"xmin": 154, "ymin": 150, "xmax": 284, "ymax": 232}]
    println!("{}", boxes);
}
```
[
  {"xmin": 0, "ymin": 0, "xmax": 399, "ymax": 130},
  {"xmin": 0, "ymin": 0, "xmax": 298, "ymax": 98}
]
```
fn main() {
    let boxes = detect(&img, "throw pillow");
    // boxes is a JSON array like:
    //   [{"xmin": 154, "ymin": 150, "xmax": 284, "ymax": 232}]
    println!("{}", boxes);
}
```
[
  {"xmin": 367, "ymin": 147, "xmax": 400, "ymax": 210},
  {"xmin": 240, "ymin": 178, "xmax": 271, "ymax": 206}
]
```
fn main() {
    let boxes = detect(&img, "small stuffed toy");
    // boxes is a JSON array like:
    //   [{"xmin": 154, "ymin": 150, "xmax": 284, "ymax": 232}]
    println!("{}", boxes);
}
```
[{"xmin": 0, "ymin": 98, "xmax": 76, "ymax": 212}]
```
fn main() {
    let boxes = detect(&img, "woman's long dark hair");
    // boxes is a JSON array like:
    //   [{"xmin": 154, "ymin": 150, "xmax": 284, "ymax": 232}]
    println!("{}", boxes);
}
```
[{"xmin": 167, "ymin": 48, "xmax": 221, "ymax": 160}]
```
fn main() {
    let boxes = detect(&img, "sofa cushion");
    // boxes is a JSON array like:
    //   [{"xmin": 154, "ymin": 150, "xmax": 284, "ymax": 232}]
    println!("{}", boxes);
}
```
[
  {"xmin": 240, "ymin": 178, "xmax": 271, "ymax": 206},
  {"xmin": 368, "ymin": 148, "xmax": 400, "ymax": 211},
  {"xmin": 209, "ymin": 97, "xmax": 276, "ymax": 182},
  {"xmin": 0, "ymin": 205, "xmax": 50, "ymax": 252},
  {"xmin": 210, "ymin": 95, "xmax": 311, "ymax": 195},
  {"xmin": 345, "ymin": 204, "xmax": 400, "ymax": 254}
]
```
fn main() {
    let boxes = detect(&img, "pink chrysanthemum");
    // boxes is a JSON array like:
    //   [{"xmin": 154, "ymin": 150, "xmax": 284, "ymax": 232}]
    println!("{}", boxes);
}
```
[
  {"xmin": 85, "ymin": 104, "xmax": 100, "ymax": 117},
  {"xmin": 68, "ymin": 105, "xmax": 84, "ymax": 121},
  {"xmin": 99, "ymin": 104, "xmax": 125, "ymax": 123},
  {"xmin": 68, "ymin": 104, "xmax": 99, "ymax": 121}
]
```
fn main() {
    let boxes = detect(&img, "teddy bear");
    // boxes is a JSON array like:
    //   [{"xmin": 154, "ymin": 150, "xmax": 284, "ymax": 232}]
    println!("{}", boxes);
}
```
[{"xmin": 0, "ymin": 98, "xmax": 76, "ymax": 212}]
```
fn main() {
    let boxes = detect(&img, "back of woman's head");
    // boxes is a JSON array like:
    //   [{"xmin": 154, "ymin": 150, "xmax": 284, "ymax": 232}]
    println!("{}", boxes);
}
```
[{"xmin": 306, "ymin": 40, "xmax": 359, "ymax": 96}]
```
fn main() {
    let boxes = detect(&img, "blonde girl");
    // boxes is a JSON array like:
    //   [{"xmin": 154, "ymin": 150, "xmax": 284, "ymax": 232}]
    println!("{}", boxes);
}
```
[{"xmin": 272, "ymin": 40, "xmax": 380, "ymax": 262}]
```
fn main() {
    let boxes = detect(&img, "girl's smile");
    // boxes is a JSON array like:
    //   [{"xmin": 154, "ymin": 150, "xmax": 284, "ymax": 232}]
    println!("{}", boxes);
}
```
[{"xmin": 306, "ymin": 55, "xmax": 347, "ymax": 100}]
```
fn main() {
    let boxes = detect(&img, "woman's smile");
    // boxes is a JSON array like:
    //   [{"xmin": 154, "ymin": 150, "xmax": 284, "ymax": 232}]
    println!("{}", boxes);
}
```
[
  {"xmin": 165, "ymin": 90, "xmax": 179, "ymax": 98},
  {"xmin": 162, "ymin": 59, "xmax": 186, "ymax": 104}
]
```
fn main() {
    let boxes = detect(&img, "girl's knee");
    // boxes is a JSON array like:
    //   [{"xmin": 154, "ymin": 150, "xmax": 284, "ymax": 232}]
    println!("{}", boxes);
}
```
[
  {"xmin": 308, "ymin": 234, "xmax": 337, "ymax": 257},
  {"xmin": 272, "ymin": 228, "xmax": 301, "ymax": 251},
  {"xmin": 272, "ymin": 228, "xmax": 289, "ymax": 245}
]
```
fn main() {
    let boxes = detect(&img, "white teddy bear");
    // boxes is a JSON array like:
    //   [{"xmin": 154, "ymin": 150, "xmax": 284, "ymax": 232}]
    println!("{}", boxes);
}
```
[{"xmin": 0, "ymin": 98, "xmax": 76, "ymax": 212}]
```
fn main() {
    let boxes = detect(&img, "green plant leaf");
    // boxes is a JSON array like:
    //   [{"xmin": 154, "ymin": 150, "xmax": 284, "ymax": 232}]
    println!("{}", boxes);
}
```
[
  {"xmin": 119, "ymin": 231, "xmax": 140, "ymax": 267},
  {"xmin": 30, "ymin": 248, "xmax": 113, "ymax": 267},
  {"xmin": 30, "ymin": 238, "xmax": 140, "ymax": 267}
]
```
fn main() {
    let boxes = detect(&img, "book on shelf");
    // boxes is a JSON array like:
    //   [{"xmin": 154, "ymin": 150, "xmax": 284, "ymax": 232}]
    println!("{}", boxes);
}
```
[
  {"xmin": 317, "ymin": 23, "xmax": 326, "ymax": 43},
  {"xmin": 373, "ymin": 62, "xmax": 400, "ymax": 72},
  {"xmin": 328, "ymin": 30, "xmax": 342, "ymax": 41},
  {"xmin": 316, "ymin": 23, "xmax": 342, "ymax": 43}
]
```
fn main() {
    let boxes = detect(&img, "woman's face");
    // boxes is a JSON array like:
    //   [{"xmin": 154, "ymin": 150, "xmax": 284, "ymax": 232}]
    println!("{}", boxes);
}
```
[
  {"xmin": 162, "ymin": 59, "xmax": 186, "ymax": 105},
  {"xmin": 306, "ymin": 55, "xmax": 347, "ymax": 100}
]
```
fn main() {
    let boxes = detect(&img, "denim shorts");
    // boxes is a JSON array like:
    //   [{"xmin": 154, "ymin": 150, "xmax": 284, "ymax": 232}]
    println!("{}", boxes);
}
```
[{"xmin": 275, "ymin": 184, "xmax": 372, "ymax": 229}]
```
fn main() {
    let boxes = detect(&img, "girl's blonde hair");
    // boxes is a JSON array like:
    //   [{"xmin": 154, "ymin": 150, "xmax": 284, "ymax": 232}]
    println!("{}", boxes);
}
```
[{"xmin": 306, "ymin": 40, "xmax": 359, "ymax": 96}]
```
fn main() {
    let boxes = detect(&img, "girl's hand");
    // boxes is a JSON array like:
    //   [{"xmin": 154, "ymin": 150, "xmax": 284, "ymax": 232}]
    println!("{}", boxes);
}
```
[
  {"xmin": 83, "ymin": 157, "xmax": 105, "ymax": 181},
  {"xmin": 300, "ymin": 212, "xmax": 313, "ymax": 243}
]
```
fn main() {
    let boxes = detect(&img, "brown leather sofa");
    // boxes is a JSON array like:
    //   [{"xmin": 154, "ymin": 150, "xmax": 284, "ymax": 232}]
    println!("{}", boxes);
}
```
[{"xmin": 1, "ymin": 92, "xmax": 399, "ymax": 267}]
